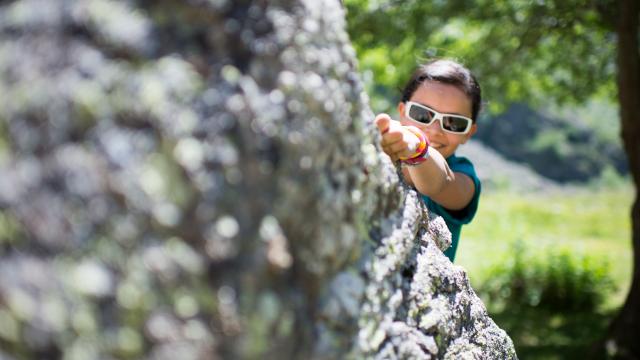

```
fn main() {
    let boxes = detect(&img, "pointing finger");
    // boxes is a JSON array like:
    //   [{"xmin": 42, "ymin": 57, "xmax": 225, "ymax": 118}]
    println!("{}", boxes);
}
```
[{"xmin": 375, "ymin": 113, "xmax": 392, "ymax": 134}]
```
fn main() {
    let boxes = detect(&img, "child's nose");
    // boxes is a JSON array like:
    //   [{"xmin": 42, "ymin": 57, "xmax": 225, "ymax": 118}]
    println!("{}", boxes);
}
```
[{"xmin": 426, "ymin": 118, "xmax": 445, "ymax": 135}]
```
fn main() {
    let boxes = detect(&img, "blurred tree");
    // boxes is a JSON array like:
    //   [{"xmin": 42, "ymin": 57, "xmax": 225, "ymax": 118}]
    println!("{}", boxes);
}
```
[
  {"xmin": 344, "ymin": 0, "xmax": 616, "ymax": 110},
  {"xmin": 344, "ymin": 0, "xmax": 640, "ymax": 357}
]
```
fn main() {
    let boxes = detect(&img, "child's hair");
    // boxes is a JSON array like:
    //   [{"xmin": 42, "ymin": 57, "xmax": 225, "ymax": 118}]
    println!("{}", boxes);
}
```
[{"xmin": 400, "ymin": 59, "xmax": 482, "ymax": 122}]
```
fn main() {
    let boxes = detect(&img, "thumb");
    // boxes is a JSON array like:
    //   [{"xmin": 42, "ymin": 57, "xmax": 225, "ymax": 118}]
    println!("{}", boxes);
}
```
[{"xmin": 375, "ymin": 113, "xmax": 392, "ymax": 134}]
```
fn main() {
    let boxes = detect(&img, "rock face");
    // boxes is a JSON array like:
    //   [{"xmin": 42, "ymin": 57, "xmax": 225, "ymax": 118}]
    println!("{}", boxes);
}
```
[{"xmin": 0, "ymin": 0, "xmax": 516, "ymax": 359}]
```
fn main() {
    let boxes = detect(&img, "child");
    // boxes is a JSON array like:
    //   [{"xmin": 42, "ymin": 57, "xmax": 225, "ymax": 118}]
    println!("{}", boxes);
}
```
[{"xmin": 376, "ymin": 59, "xmax": 482, "ymax": 262}]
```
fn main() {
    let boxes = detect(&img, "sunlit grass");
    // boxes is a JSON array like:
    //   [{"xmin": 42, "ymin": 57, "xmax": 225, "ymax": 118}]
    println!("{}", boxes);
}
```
[
  {"xmin": 456, "ymin": 184, "xmax": 634, "ymax": 359},
  {"xmin": 457, "ymin": 185, "xmax": 634, "ymax": 309}
]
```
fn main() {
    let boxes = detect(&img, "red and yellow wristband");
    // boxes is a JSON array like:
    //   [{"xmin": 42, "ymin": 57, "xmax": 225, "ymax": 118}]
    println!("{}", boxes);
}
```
[{"xmin": 399, "ymin": 126, "xmax": 430, "ymax": 165}]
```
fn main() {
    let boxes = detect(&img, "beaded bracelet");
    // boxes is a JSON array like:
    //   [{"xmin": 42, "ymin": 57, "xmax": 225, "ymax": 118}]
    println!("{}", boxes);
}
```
[{"xmin": 400, "ymin": 126, "xmax": 430, "ymax": 165}]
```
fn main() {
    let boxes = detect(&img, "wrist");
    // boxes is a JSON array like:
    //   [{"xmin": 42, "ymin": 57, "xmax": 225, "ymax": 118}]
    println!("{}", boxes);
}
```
[{"xmin": 401, "ymin": 127, "xmax": 430, "ymax": 165}]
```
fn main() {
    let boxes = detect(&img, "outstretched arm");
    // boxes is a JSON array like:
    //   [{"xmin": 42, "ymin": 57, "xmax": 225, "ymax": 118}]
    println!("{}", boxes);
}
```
[{"xmin": 375, "ymin": 114, "xmax": 475, "ymax": 210}]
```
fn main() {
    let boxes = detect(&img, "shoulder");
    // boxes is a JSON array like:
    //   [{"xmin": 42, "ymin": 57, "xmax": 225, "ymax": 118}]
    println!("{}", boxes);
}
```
[
  {"xmin": 448, "ymin": 154, "xmax": 481, "ymax": 198},
  {"xmin": 446, "ymin": 154, "xmax": 477, "ymax": 177},
  {"xmin": 431, "ymin": 154, "xmax": 482, "ymax": 224}
]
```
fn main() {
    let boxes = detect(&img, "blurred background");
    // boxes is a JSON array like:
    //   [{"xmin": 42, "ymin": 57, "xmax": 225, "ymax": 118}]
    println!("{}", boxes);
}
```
[{"xmin": 343, "ymin": 0, "xmax": 634, "ymax": 358}]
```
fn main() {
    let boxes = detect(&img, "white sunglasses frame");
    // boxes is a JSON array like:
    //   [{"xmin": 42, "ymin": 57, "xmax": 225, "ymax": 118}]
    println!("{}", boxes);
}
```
[{"xmin": 404, "ymin": 101, "xmax": 473, "ymax": 135}]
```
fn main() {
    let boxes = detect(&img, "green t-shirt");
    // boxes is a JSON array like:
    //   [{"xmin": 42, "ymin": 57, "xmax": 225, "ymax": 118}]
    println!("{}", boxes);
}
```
[{"xmin": 420, "ymin": 154, "xmax": 481, "ymax": 262}]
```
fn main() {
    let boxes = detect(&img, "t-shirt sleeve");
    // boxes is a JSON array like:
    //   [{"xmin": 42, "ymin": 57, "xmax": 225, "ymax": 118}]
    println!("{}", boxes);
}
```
[{"xmin": 429, "ymin": 157, "xmax": 481, "ymax": 226}]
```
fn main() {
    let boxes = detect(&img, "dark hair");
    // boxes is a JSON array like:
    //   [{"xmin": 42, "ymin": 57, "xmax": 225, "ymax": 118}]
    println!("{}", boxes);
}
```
[{"xmin": 400, "ymin": 59, "xmax": 482, "ymax": 122}]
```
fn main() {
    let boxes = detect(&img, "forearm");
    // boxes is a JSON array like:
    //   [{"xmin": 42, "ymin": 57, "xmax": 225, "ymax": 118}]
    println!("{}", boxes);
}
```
[
  {"xmin": 400, "ymin": 166, "xmax": 414, "ymax": 186},
  {"xmin": 406, "ymin": 147, "xmax": 453, "ymax": 197}
]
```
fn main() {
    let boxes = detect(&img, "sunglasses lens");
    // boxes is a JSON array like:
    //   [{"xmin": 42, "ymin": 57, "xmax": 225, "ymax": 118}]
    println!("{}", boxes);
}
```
[
  {"xmin": 408, "ymin": 104, "xmax": 435, "ymax": 124},
  {"xmin": 442, "ymin": 116, "xmax": 471, "ymax": 133}
]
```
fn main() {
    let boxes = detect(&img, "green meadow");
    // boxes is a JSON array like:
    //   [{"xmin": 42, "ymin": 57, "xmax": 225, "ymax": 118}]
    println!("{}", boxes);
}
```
[{"xmin": 457, "ymin": 184, "xmax": 634, "ymax": 359}]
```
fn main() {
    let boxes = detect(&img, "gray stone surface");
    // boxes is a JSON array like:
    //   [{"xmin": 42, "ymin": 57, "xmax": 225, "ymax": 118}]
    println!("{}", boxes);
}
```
[{"xmin": 0, "ymin": 0, "xmax": 516, "ymax": 359}]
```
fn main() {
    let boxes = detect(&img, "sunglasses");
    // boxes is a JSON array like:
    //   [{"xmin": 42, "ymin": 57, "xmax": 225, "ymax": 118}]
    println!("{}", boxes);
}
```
[{"xmin": 405, "ymin": 101, "xmax": 473, "ymax": 134}]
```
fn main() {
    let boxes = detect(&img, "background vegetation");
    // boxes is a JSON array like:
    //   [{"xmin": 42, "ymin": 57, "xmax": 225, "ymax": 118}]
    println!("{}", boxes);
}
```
[
  {"xmin": 458, "ymin": 186, "xmax": 632, "ymax": 359},
  {"xmin": 344, "ymin": 0, "xmax": 616, "ymax": 109}
]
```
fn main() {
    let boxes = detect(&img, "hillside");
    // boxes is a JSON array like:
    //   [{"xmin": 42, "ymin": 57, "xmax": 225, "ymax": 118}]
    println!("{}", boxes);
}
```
[
  {"xmin": 475, "ymin": 103, "xmax": 627, "ymax": 183},
  {"xmin": 457, "ymin": 140, "xmax": 559, "ymax": 192}
]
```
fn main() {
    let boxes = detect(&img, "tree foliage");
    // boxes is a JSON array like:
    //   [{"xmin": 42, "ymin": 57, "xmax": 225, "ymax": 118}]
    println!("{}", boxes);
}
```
[{"xmin": 344, "ymin": 0, "xmax": 617, "ymax": 113}]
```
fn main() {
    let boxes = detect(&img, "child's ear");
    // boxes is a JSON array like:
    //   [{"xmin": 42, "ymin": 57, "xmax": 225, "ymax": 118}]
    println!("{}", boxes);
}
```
[
  {"xmin": 462, "ymin": 124, "xmax": 478, "ymax": 144},
  {"xmin": 397, "ymin": 102, "xmax": 405, "ymax": 117}
]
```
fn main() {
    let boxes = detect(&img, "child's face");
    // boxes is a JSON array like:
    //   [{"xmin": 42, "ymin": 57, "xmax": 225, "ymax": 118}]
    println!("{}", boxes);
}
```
[{"xmin": 397, "ymin": 80, "xmax": 477, "ymax": 159}]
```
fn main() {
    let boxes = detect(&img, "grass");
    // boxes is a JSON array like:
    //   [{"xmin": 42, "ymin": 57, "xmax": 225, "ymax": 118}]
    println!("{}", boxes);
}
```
[
  {"xmin": 458, "ymin": 185, "xmax": 633, "ymax": 308},
  {"xmin": 456, "ymin": 184, "xmax": 634, "ymax": 359},
  {"xmin": 489, "ymin": 306, "xmax": 614, "ymax": 360}
]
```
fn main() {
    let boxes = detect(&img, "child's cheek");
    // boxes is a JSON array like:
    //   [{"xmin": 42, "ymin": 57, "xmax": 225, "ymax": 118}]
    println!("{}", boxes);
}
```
[{"xmin": 399, "ymin": 119, "xmax": 412, "ymax": 127}]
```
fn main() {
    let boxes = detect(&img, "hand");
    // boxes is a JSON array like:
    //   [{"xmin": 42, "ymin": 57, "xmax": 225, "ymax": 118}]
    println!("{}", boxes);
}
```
[{"xmin": 375, "ymin": 113, "xmax": 422, "ymax": 163}]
